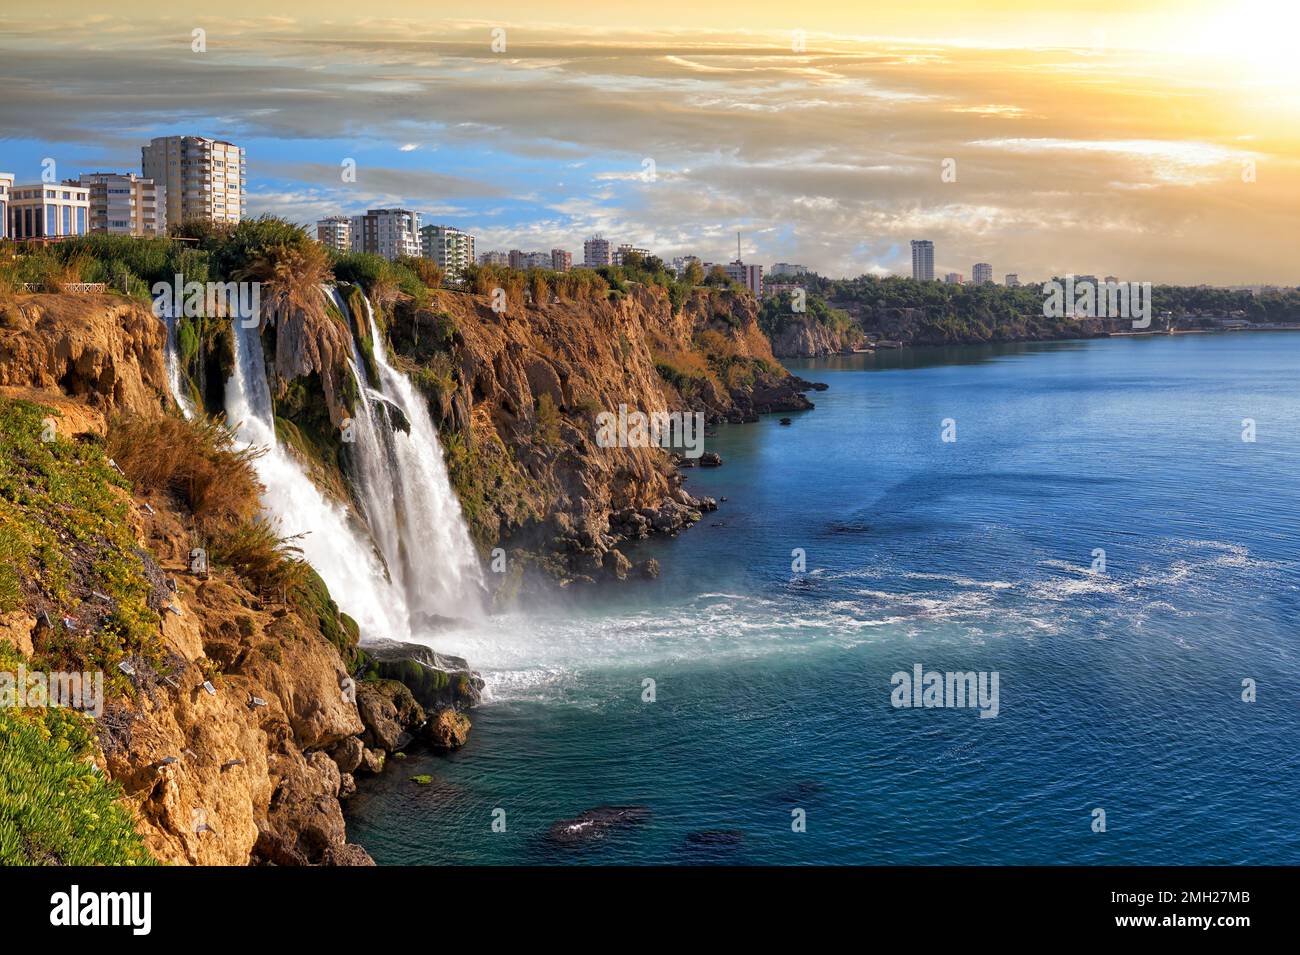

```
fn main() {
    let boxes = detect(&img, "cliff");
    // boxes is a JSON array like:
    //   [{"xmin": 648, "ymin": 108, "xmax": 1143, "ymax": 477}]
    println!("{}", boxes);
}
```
[
  {"xmin": 0, "ymin": 293, "xmax": 475, "ymax": 866},
  {"xmin": 384, "ymin": 282, "xmax": 819, "ymax": 584}
]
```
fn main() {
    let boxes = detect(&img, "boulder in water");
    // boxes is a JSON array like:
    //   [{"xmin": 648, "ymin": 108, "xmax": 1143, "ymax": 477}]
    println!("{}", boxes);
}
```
[
  {"xmin": 362, "ymin": 638, "xmax": 485, "ymax": 711},
  {"xmin": 547, "ymin": 806, "xmax": 652, "ymax": 845}
]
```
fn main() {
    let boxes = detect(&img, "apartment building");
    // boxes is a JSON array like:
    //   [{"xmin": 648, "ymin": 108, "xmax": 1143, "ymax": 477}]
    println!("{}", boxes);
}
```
[
  {"xmin": 551, "ymin": 249, "xmax": 572, "ymax": 272},
  {"xmin": 583, "ymin": 235, "xmax": 612, "ymax": 268},
  {"xmin": 478, "ymin": 250, "xmax": 509, "ymax": 267},
  {"xmin": 944, "ymin": 272, "xmax": 963, "ymax": 285},
  {"xmin": 141, "ymin": 136, "xmax": 245, "ymax": 230},
  {"xmin": 73, "ymin": 172, "xmax": 164, "ymax": 236},
  {"xmin": 613, "ymin": 243, "xmax": 650, "ymax": 266},
  {"xmin": 0, "ymin": 173, "xmax": 11, "ymax": 239},
  {"xmin": 316, "ymin": 216, "xmax": 352, "ymax": 254},
  {"xmin": 770, "ymin": 262, "xmax": 807, "ymax": 277},
  {"xmin": 1005, "ymin": 274, "xmax": 1020, "ymax": 287},
  {"xmin": 972, "ymin": 262, "xmax": 993, "ymax": 285},
  {"xmin": 703, "ymin": 260, "xmax": 763, "ymax": 296},
  {"xmin": 7, "ymin": 182, "xmax": 90, "ymax": 239},
  {"xmin": 350, "ymin": 208, "xmax": 421, "ymax": 260},
  {"xmin": 420, "ymin": 224, "xmax": 475, "ymax": 280}
]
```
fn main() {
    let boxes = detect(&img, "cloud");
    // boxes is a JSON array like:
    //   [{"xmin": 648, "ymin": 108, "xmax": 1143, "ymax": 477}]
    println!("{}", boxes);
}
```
[{"xmin": 0, "ymin": 14, "xmax": 1295, "ymax": 282}]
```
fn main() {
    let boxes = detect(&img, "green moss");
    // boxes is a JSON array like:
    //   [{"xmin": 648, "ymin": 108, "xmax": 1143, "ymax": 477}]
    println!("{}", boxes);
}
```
[
  {"xmin": 292, "ymin": 567, "xmax": 361, "ymax": 671},
  {"xmin": 410, "ymin": 774, "xmax": 432, "ymax": 785},
  {"xmin": 0, "ymin": 399, "xmax": 162, "ymax": 682},
  {"xmin": 440, "ymin": 427, "xmax": 542, "ymax": 552}
]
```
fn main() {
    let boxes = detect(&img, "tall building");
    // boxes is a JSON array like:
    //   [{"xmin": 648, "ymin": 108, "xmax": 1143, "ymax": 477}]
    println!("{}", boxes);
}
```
[
  {"xmin": 1005, "ymin": 274, "xmax": 1020, "ymax": 287},
  {"xmin": 910, "ymin": 240, "xmax": 935, "ymax": 281},
  {"xmin": 420, "ymin": 224, "xmax": 475, "ymax": 280},
  {"xmin": 972, "ymin": 262, "xmax": 993, "ymax": 285},
  {"xmin": 478, "ymin": 250, "xmax": 509, "ymax": 267},
  {"xmin": 583, "ymin": 235, "xmax": 612, "ymax": 268},
  {"xmin": 141, "ymin": 136, "xmax": 245, "ymax": 230},
  {"xmin": 73, "ymin": 173, "xmax": 164, "ymax": 236},
  {"xmin": 0, "ymin": 173, "xmax": 12, "ymax": 239},
  {"xmin": 944, "ymin": 272, "xmax": 963, "ymax": 285},
  {"xmin": 350, "ymin": 208, "xmax": 421, "ymax": 260},
  {"xmin": 8, "ymin": 182, "xmax": 90, "ymax": 239},
  {"xmin": 316, "ymin": 216, "xmax": 351, "ymax": 254},
  {"xmin": 551, "ymin": 249, "xmax": 572, "ymax": 272}
]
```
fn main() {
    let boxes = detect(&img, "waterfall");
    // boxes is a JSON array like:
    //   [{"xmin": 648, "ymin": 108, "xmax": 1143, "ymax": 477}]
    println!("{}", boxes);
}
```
[
  {"xmin": 158, "ymin": 303, "xmax": 196, "ymax": 419},
  {"xmin": 360, "ymin": 293, "xmax": 485, "ymax": 621},
  {"xmin": 324, "ymin": 286, "xmax": 485, "ymax": 627},
  {"xmin": 224, "ymin": 314, "xmax": 413, "ymax": 642}
]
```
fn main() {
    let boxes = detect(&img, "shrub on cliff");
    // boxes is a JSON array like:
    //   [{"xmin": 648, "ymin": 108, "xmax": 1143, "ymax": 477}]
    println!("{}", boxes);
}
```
[
  {"xmin": 0, "ymin": 679, "xmax": 153, "ymax": 866},
  {"xmin": 107, "ymin": 414, "xmax": 262, "ymax": 534}
]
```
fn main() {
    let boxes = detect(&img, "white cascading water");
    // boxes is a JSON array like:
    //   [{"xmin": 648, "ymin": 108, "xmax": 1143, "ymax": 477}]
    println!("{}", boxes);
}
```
[
  {"xmin": 324, "ymin": 286, "xmax": 485, "ymax": 626},
  {"xmin": 158, "ymin": 304, "xmax": 196, "ymax": 419},
  {"xmin": 224, "ymin": 314, "xmax": 414, "ymax": 642}
]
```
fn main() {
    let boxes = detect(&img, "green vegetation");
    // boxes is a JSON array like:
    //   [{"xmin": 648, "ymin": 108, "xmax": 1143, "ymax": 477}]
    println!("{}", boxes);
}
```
[
  {"xmin": 758, "ymin": 289, "xmax": 857, "ymax": 339},
  {"xmin": 0, "ymin": 399, "xmax": 161, "ymax": 678},
  {"xmin": 0, "ymin": 234, "xmax": 209, "ymax": 301},
  {"xmin": 440, "ymin": 428, "xmax": 542, "ymax": 552},
  {"xmin": 0, "ymin": 663, "xmax": 153, "ymax": 867},
  {"xmin": 292, "ymin": 567, "xmax": 360, "ymax": 671}
]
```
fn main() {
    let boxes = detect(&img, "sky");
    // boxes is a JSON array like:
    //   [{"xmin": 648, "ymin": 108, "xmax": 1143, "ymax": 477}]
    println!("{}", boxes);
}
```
[{"xmin": 2, "ymin": 2, "xmax": 1297, "ymax": 284}]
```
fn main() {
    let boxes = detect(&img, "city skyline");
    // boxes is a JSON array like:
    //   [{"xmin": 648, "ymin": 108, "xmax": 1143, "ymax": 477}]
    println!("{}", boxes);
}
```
[{"xmin": 1, "ymin": 4, "xmax": 1297, "ymax": 283}]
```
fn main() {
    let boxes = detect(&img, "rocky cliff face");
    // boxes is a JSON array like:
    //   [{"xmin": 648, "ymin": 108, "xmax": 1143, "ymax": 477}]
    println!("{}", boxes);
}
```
[
  {"xmin": 0, "ymin": 292, "xmax": 477, "ymax": 866},
  {"xmin": 767, "ymin": 315, "xmax": 859, "ymax": 357},
  {"xmin": 384, "ymin": 282, "xmax": 819, "ymax": 585},
  {"xmin": 0, "ymin": 294, "xmax": 170, "ymax": 416}
]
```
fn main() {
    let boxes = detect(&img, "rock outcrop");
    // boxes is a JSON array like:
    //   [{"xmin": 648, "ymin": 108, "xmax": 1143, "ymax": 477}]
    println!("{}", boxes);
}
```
[
  {"xmin": 385, "ymin": 282, "xmax": 819, "ymax": 585},
  {"xmin": 0, "ymin": 294, "xmax": 169, "ymax": 417}
]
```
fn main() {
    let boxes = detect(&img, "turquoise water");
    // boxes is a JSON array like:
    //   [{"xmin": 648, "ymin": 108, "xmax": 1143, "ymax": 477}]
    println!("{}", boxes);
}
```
[{"xmin": 348, "ymin": 333, "xmax": 1300, "ymax": 864}]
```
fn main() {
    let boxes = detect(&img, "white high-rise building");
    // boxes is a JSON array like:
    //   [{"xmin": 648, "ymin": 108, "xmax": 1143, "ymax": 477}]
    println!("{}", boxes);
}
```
[
  {"xmin": 8, "ymin": 182, "xmax": 90, "ymax": 239},
  {"xmin": 1005, "ymin": 274, "xmax": 1020, "ymax": 287},
  {"xmin": 316, "ymin": 216, "xmax": 352, "ymax": 254},
  {"xmin": 911, "ymin": 240, "xmax": 935, "ymax": 281},
  {"xmin": 972, "ymin": 262, "xmax": 993, "ymax": 285},
  {"xmin": 0, "ymin": 173, "xmax": 12, "ymax": 239},
  {"xmin": 420, "ymin": 224, "xmax": 475, "ymax": 280},
  {"xmin": 350, "ymin": 208, "xmax": 421, "ymax": 260},
  {"xmin": 74, "ymin": 173, "xmax": 165, "ymax": 236},
  {"xmin": 944, "ymin": 272, "xmax": 963, "ymax": 285},
  {"xmin": 583, "ymin": 235, "xmax": 612, "ymax": 268},
  {"xmin": 141, "ymin": 136, "xmax": 245, "ymax": 230},
  {"xmin": 770, "ymin": 262, "xmax": 807, "ymax": 277}
]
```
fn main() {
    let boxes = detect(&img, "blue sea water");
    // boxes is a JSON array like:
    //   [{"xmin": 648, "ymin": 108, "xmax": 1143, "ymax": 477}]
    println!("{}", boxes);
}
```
[{"xmin": 347, "ymin": 333, "xmax": 1300, "ymax": 865}]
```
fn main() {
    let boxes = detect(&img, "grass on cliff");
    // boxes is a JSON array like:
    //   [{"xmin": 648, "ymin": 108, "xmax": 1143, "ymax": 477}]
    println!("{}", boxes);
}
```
[
  {"xmin": 0, "ymin": 399, "xmax": 162, "ymax": 678},
  {"xmin": 0, "ymin": 646, "xmax": 153, "ymax": 866},
  {"xmin": 107, "ymin": 414, "xmax": 262, "ymax": 533}
]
